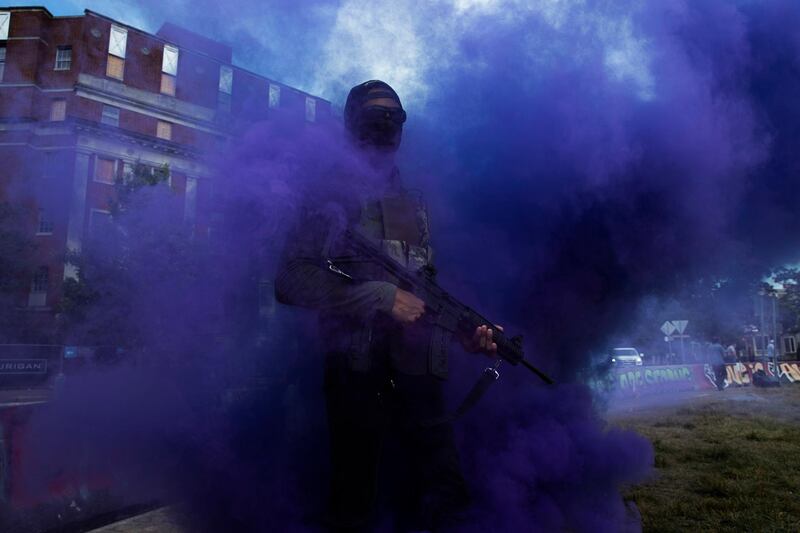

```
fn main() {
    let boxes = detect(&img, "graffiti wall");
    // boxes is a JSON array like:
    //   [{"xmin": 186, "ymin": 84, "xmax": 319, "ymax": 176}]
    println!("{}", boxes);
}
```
[{"xmin": 611, "ymin": 361, "xmax": 800, "ymax": 396}]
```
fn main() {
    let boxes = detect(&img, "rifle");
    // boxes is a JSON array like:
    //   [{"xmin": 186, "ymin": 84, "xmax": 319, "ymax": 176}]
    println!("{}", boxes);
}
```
[{"xmin": 328, "ymin": 228, "xmax": 553, "ymax": 385}]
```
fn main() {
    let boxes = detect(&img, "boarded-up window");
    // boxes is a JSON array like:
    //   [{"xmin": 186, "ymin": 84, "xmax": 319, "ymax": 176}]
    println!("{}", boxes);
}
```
[
  {"xmin": 94, "ymin": 157, "xmax": 116, "ymax": 184},
  {"xmin": 160, "ymin": 73, "xmax": 176, "ymax": 96},
  {"xmin": 156, "ymin": 121, "xmax": 172, "ymax": 141},
  {"xmin": 55, "ymin": 46, "xmax": 72, "ymax": 70},
  {"xmin": 219, "ymin": 65, "xmax": 232, "ymax": 94},
  {"xmin": 101, "ymin": 105, "xmax": 119, "ymax": 127},
  {"xmin": 108, "ymin": 25, "xmax": 127, "ymax": 58},
  {"xmin": 106, "ymin": 54, "xmax": 124, "ymax": 80},
  {"xmin": 162, "ymin": 44, "xmax": 179, "ymax": 75},
  {"xmin": 49, "ymin": 99, "xmax": 66, "ymax": 121},
  {"xmin": 269, "ymin": 83, "xmax": 280, "ymax": 109},
  {"xmin": 305, "ymin": 97, "xmax": 316, "ymax": 122},
  {"xmin": 0, "ymin": 12, "xmax": 9, "ymax": 41}
]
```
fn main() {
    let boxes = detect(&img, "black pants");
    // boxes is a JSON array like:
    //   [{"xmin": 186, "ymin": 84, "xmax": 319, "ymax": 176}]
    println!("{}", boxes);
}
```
[
  {"xmin": 323, "ymin": 351, "xmax": 469, "ymax": 532},
  {"xmin": 713, "ymin": 364, "xmax": 727, "ymax": 390}
]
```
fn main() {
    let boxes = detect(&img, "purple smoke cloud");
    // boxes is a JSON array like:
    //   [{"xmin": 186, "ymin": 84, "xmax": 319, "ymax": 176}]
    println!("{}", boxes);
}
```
[{"xmin": 7, "ymin": 1, "xmax": 800, "ymax": 531}]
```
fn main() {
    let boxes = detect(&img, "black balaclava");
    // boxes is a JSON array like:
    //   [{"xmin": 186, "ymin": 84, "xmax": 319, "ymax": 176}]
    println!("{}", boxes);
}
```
[{"xmin": 344, "ymin": 80, "xmax": 406, "ymax": 152}]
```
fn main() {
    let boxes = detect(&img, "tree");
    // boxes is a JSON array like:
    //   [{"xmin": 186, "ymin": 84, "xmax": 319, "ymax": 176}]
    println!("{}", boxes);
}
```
[
  {"xmin": 57, "ymin": 160, "xmax": 221, "ymax": 363},
  {"xmin": 769, "ymin": 266, "xmax": 800, "ymax": 334}
]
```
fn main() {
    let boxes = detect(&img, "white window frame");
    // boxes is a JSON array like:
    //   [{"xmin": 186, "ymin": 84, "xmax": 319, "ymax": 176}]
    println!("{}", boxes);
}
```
[
  {"xmin": 219, "ymin": 65, "xmax": 232, "ymax": 94},
  {"xmin": 93, "ymin": 156, "xmax": 117, "ymax": 184},
  {"xmin": 0, "ymin": 12, "xmax": 9, "ymax": 41},
  {"xmin": 54, "ymin": 45, "xmax": 72, "ymax": 71},
  {"xmin": 162, "ymin": 44, "xmax": 179, "ymax": 75},
  {"xmin": 108, "ymin": 25, "xmax": 128, "ymax": 59},
  {"xmin": 305, "ymin": 97, "xmax": 316, "ymax": 122},
  {"xmin": 269, "ymin": 83, "xmax": 281, "ymax": 109}
]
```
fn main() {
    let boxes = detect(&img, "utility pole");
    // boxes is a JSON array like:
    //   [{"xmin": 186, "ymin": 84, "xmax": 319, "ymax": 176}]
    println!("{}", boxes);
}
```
[{"xmin": 760, "ymin": 293, "xmax": 766, "ymax": 358}]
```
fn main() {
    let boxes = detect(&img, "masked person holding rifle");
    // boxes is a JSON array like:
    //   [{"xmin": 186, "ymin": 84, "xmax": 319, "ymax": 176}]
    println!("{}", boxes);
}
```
[{"xmin": 275, "ymin": 80, "xmax": 501, "ymax": 532}]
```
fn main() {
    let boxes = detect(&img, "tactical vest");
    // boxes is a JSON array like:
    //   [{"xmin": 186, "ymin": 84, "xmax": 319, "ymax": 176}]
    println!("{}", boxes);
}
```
[{"xmin": 321, "ymin": 187, "xmax": 449, "ymax": 378}]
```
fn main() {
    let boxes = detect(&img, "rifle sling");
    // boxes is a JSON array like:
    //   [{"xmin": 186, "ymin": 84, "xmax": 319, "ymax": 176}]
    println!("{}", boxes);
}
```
[{"xmin": 418, "ymin": 365, "xmax": 500, "ymax": 428}]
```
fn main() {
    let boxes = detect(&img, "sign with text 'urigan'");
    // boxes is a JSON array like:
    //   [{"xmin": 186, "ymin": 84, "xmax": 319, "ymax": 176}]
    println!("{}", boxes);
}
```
[{"xmin": 0, "ymin": 359, "xmax": 48, "ymax": 375}]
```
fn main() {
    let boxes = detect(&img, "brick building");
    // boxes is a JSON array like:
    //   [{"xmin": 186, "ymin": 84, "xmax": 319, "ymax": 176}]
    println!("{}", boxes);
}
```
[{"xmin": 0, "ymin": 5, "xmax": 332, "ymax": 339}]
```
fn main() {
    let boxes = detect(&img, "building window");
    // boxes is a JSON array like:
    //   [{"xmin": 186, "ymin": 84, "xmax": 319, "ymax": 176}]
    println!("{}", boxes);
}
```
[
  {"xmin": 37, "ymin": 208, "xmax": 54, "ymax": 235},
  {"xmin": 218, "ymin": 92, "xmax": 231, "ymax": 112},
  {"xmin": 49, "ymin": 99, "xmax": 66, "ymax": 121},
  {"xmin": 0, "ymin": 12, "xmax": 9, "ymax": 41},
  {"xmin": 162, "ymin": 44, "xmax": 179, "ymax": 75},
  {"xmin": 108, "ymin": 25, "xmax": 127, "ymax": 58},
  {"xmin": 101, "ymin": 105, "xmax": 120, "ymax": 127},
  {"xmin": 1, "ymin": 46, "xmax": 7, "ymax": 82},
  {"xmin": 784, "ymin": 336, "xmax": 797, "ymax": 355},
  {"xmin": 106, "ymin": 25, "xmax": 127, "ymax": 80},
  {"xmin": 156, "ymin": 121, "xmax": 172, "ymax": 141},
  {"xmin": 28, "ymin": 266, "xmax": 49, "ymax": 307},
  {"xmin": 160, "ymin": 73, "xmax": 176, "ymax": 96},
  {"xmin": 219, "ymin": 65, "xmax": 232, "ymax": 94},
  {"xmin": 106, "ymin": 55, "xmax": 124, "ymax": 80},
  {"xmin": 305, "ymin": 97, "xmax": 316, "ymax": 122},
  {"xmin": 269, "ymin": 83, "xmax": 280, "ymax": 109},
  {"xmin": 94, "ymin": 156, "xmax": 117, "ymax": 184},
  {"xmin": 54, "ymin": 45, "xmax": 72, "ymax": 70},
  {"xmin": 42, "ymin": 151, "xmax": 56, "ymax": 178}
]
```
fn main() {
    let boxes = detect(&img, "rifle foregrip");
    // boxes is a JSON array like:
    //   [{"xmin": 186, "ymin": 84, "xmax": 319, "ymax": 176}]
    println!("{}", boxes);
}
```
[{"xmin": 459, "ymin": 313, "xmax": 524, "ymax": 365}]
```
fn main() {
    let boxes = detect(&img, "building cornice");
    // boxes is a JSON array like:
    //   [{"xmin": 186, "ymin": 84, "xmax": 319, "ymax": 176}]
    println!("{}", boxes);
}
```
[{"xmin": 75, "ymin": 73, "xmax": 227, "ymax": 138}]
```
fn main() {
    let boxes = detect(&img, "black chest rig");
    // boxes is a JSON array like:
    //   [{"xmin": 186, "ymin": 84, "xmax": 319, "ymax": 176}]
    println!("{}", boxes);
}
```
[{"xmin": 323, "ymin": 187, "xmax": 449, "ymax": 378}]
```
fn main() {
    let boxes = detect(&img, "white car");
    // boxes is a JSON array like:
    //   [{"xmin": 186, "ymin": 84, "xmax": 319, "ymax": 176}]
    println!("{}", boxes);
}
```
[{"xmin": 611, "ymin": 347, "xmax": 643, "ymax": 366}]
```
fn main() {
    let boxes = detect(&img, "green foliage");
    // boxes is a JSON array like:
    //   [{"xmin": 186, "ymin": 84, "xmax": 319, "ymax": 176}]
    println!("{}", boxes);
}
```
[
  {"xmin": 56, "ymin": 159, "xmax": 214, "ymax": 352},
  {"xmin": 769, "ymin": 266, "xmax": 800, "ymax": 333},
  {"xmin": 110, "ymin": 160, "xmax": 171, "ymax": 216}
]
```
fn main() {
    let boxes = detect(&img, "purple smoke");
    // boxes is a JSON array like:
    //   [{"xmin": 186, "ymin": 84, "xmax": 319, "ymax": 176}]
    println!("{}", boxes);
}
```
[{"xmin": 7, "ymin": 1, "xmax": 800, "ymax": 531}]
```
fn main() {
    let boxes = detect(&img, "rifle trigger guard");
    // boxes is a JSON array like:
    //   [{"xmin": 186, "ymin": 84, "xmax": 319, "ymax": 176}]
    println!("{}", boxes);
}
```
[
  {"xmin": 326, "ymin": 259, "xmax": 353, "ymax": 280},
  {"xmin": 484, "ymin": 361, "xmax": 501, "ymax": 381}
]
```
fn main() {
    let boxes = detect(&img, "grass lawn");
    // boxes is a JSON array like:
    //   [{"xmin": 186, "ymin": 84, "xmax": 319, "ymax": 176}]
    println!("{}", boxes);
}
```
[{"xmin": 614, "ymin": 386, "xmax": 800, "ymax": 532}]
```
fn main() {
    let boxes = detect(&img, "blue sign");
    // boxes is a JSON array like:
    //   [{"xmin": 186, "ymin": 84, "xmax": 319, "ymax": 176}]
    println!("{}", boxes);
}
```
[{"xmin": 64, "ymin": 346, "xmax": 78, "ymax": 359}]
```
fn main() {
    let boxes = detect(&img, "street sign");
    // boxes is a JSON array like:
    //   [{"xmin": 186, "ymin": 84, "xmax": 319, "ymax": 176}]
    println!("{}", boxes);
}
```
[
  {"xmin": 673, "ymin": 320, "xmax": 689, "ymax": 334},
  {"xmin": 64, "ymin": 346, "xmax": 78, "ymax": 359},
  {"xmin": 661, "ymin": 321, "xmax": 676, "ymax": 336}
]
